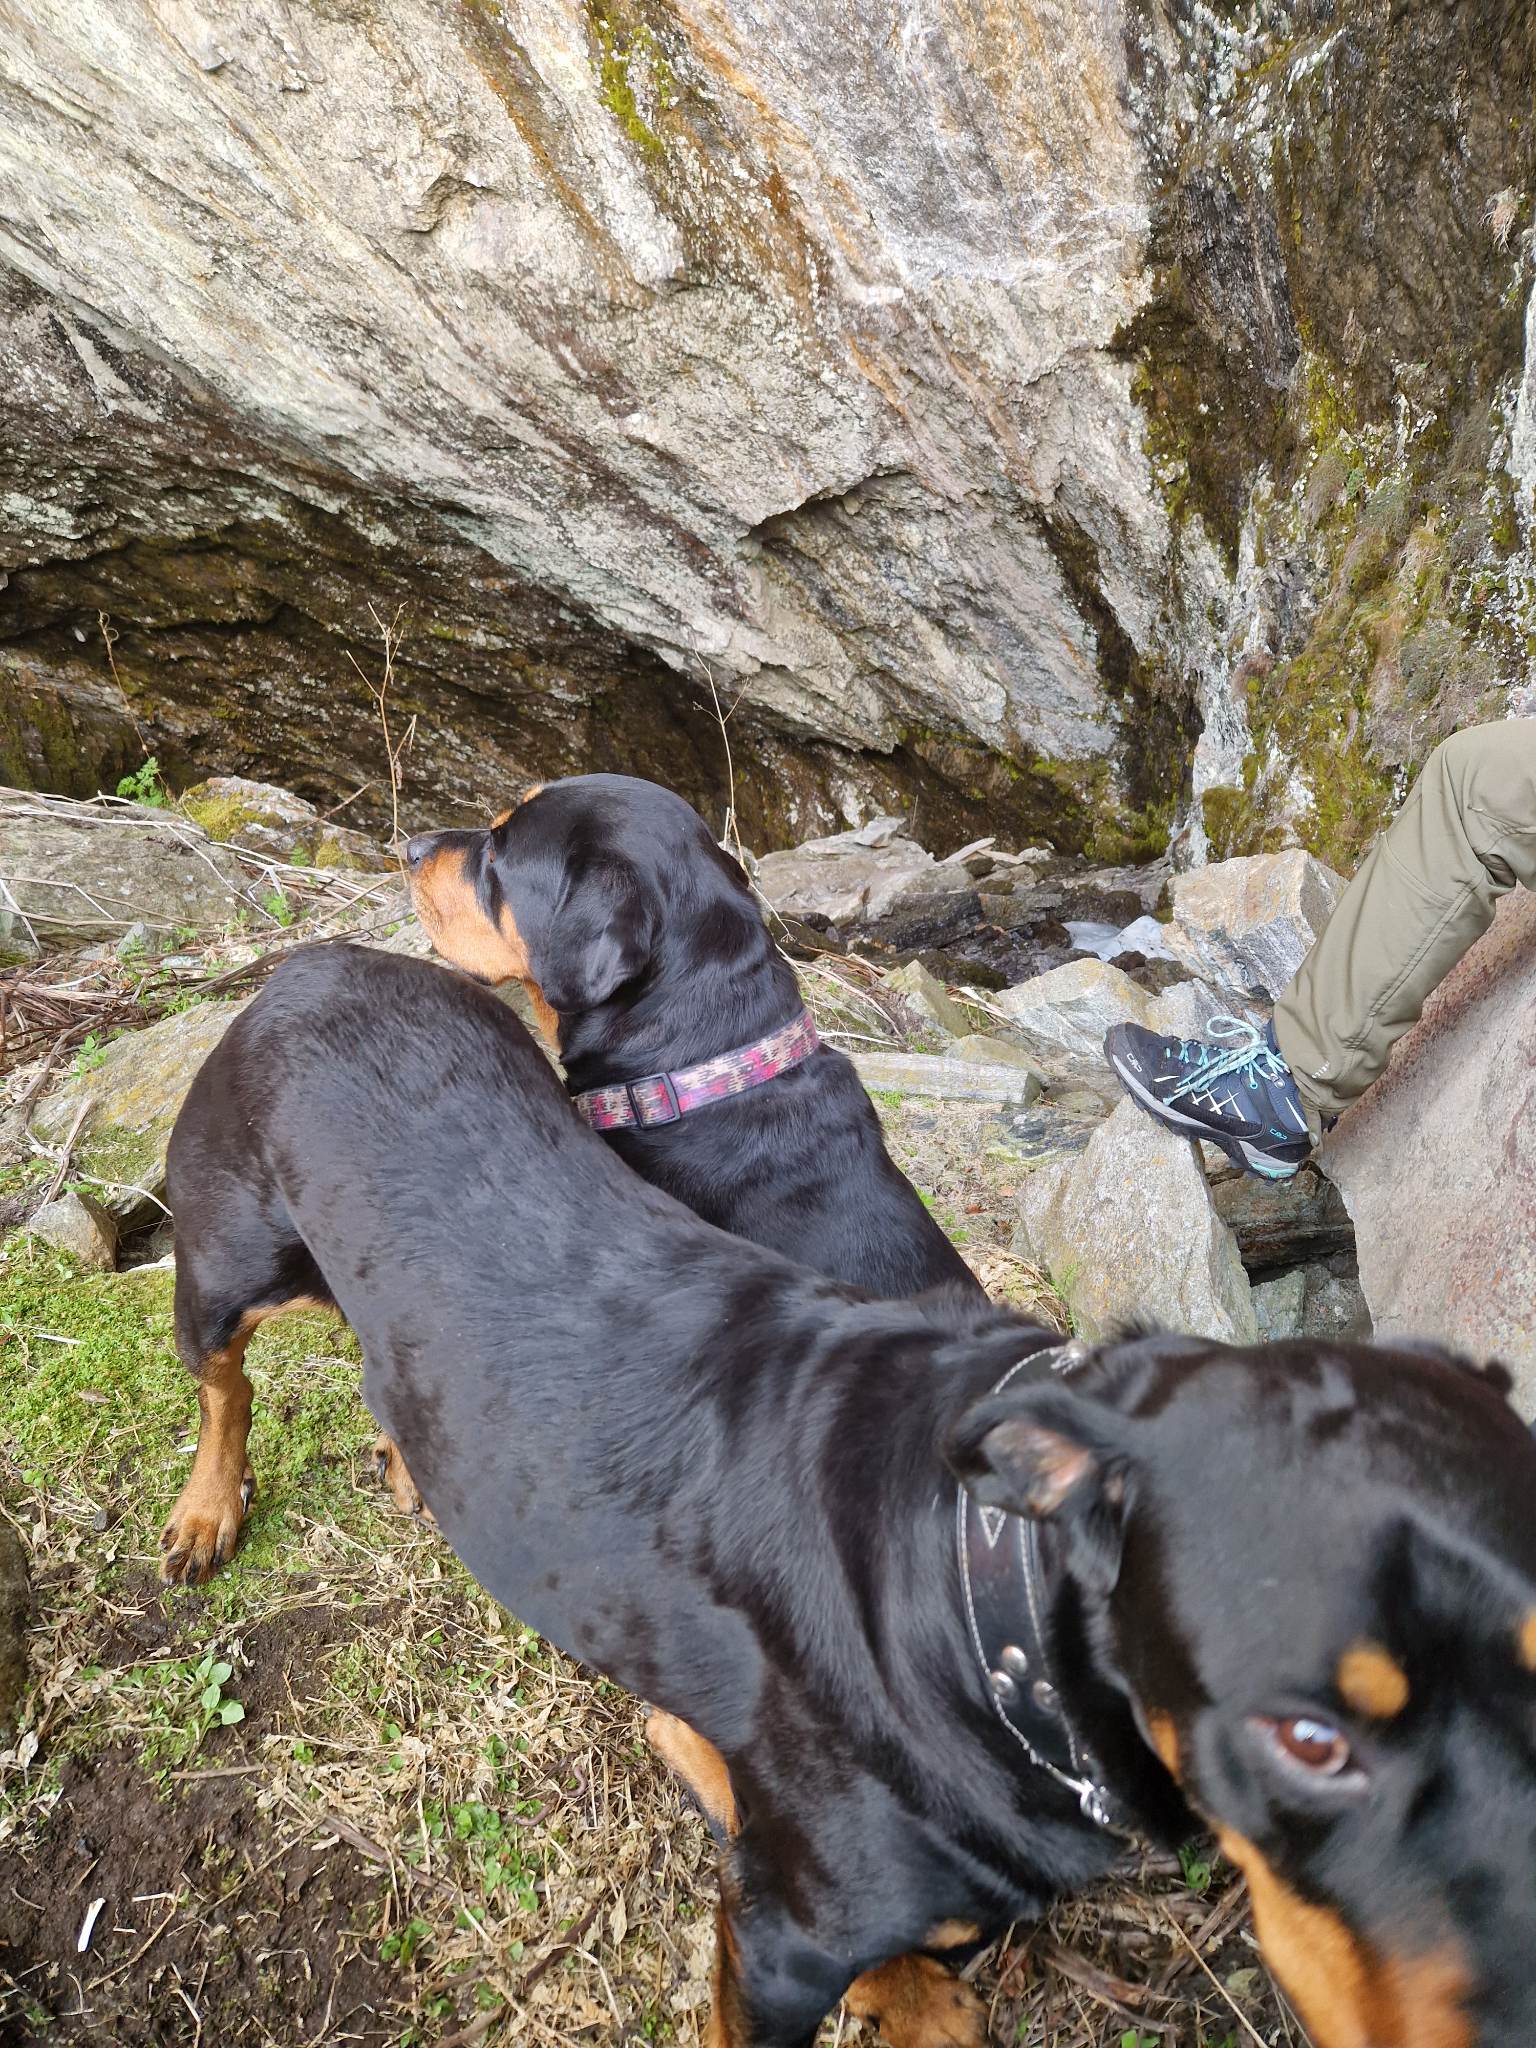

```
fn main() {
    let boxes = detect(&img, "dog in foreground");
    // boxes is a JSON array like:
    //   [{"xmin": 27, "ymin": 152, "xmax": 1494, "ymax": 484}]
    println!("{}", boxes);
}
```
[{"xmin": 160, "ymin": 946, "xmax": 1536, "ymax": 2048}]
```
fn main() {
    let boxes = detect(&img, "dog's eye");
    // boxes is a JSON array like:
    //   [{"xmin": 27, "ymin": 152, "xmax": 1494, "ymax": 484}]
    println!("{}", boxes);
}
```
[{"xmin": 1261, "ymin": 1715, "xmax": 1355, "ymax": 1777}]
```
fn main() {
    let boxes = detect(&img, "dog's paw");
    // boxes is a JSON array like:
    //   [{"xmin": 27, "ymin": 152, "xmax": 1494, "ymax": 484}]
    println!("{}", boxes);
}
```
[
  {"xmin": 844, "ymin": 1954, "xmax": 987, "ymax": 2048},
  {"xmin": 372, "ymin": 1435, "xmax": 435, "ymax": 1522},
  {"xmin": 159, "ymin": 1465, "xmax": 254, "ymax": 1585}
]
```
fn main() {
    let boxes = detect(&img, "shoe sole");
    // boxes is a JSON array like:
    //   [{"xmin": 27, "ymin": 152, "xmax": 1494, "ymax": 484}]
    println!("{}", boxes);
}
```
[{"xmin": 1104, "ymin": 1042, "xmax": 1304, "ymax": 1182}]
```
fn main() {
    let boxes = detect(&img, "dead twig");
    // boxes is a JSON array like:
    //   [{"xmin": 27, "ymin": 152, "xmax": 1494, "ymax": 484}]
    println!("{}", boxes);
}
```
[{"xmin": 345, "ymin": 606, "xmax": 415, "ymax": 873}]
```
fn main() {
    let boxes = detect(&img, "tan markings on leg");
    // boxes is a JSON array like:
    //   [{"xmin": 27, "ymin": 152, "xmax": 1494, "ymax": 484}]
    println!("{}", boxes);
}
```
[
  {"xmin": 1218, "ymin": 1829, "xmax": 1471, "ymax": 2048},
  {"xmin": 646, "ymin": 1710, "xmax": 739, "ymax": 1837},
  {"xmin": 489, "ymin": 806, "xmax": 515, "ymax": 830},
  {"xmin": 1518, "ymin": 1610, "xmax": 1536, "ymax": 1672},
  {"xmin": 519, "ymin": 782, "xmax": 544, "ymax": 805},
  {"xmin": 844, "ymin": 1954, "xmax": 987, "ymax": 2048},
  {"xmin": 1337, "ymin": 1641, "xmax": 1410, "ymax": 1720},
  {"xmin": 923, "ymin": 1921, "xmax": 981, "ymax": 1950},
  {"xmin": 372, "ymin": 1434, "xmax": 436, "ymax": 1522},
  {"xmin": 705, "ymin": 1899, "xmax": 750, "ymax": 2048},
  {"xmin": 158, "ymin": 1296, "xmax": 327, "ymax": 1586}
]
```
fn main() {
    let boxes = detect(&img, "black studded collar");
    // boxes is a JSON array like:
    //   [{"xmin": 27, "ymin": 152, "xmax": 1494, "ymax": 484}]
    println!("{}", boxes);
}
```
[{"xmin": 956, "ymin": 1337, "xmax": 1131, "ymax": 1834}]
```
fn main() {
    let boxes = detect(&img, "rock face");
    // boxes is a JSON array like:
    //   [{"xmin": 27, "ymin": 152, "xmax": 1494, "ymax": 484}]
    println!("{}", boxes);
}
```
[
  {"xmin": 2, "ymin": 4, "xmax": 1530, "ymax": 859},
  {"xmin": 1321, "ymin": 891, "xmax": 1536, "ymax": 1413},
  {"xmin": 1015, "ymin": 1098, "xmax": 1257, "ymax": 1343}
]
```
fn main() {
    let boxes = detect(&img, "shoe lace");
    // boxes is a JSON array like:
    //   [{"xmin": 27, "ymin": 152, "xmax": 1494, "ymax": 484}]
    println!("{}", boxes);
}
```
[{"xmin": 1165, "ymin": 1016, "xmax": 1289, "ymax": 1099}]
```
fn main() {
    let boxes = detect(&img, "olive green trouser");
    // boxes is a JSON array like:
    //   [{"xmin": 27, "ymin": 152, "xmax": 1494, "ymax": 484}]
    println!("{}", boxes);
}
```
[{"xmin": 1273, "ymin": 720, "xmax": 1536, "ymax": 1131}]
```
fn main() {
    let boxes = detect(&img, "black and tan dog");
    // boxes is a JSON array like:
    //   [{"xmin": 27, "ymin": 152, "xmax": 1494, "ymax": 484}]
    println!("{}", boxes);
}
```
[
  {"xmin": 161, "ymin": 945, "xmax": 1536, "ymax": 2048},
  {"xmin": 402, "ymin": 774, "xmax": 978, "ymax": 1300}
]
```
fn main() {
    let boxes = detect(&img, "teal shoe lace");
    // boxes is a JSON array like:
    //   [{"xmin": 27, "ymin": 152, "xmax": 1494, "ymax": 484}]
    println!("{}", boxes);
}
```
[{"xmin": 1162, "ymin": 1016, "xmax": 1293, "ymax": 1105}]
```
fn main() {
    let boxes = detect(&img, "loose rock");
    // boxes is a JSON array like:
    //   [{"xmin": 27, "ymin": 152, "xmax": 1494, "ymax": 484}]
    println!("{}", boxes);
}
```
[
  {"xmin": 1206, "ymin": 1158, "xmax": 1356, "ymax": 1271},
  {"xmin": 754, "ymin": 818, "xmax": 938, "ymax": 927},
  {"xmin": 1015, "ymin": 1098, "xmax": 1257, "ymax": 1343},
  {"xmin": 1166, "ymin": 851, "xmax": 1345, "ymax": 1005},
  {"xmin": 884, "ymin": 960, "xmax": 974, "ymax": 1039},
  {"xmin": 992, "ymin": 958, "xmax": 1157, "ymax": 1087},
  {"xmin": 1252, "ymin": 1268, "xmax": 1307, "ymax": 1340},
  {"xmin": 27, "ymin": 1190, "xmax": 118, "ymax": 1271},
  {"xmin": 854, "ymin": 1051, "xmax": 1042, "ymax": 1105}
]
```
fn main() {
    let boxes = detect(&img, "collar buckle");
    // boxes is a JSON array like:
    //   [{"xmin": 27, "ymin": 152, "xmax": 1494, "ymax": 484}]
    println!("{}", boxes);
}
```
[{"xmin": 626, "ymin": 1072, "xmax": 682, "ymax": 1126}]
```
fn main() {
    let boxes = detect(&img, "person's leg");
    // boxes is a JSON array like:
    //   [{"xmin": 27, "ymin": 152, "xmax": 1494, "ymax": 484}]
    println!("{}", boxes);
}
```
[{"xmin": 1273, "ymin": 720, "xmax": 1536, "ymax": 1127}]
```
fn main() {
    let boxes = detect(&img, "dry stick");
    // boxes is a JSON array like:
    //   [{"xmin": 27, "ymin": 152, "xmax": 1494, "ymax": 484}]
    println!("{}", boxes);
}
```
[
  {"xmin": 1161, "ymin": 1908, "xmax": 1270, "ymax": 2048},
  {"xmin": 40, "ymin": 1094, "xmax": 94, "ymax": 1205},
  {"xmin": 97, "ymin": 611, "xmax": 158, "ymax": 774},
  {"xmin": 344, "ymin": 605, "xmax": 415, "ymax": 875}
]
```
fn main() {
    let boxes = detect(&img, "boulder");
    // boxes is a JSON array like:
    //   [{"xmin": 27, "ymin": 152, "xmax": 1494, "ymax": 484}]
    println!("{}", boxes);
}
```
[
  {"xmin": 754, "ymin": 819, "xmax": 938, "ymax": 927},
  {"xmin": 0, "ymin": 1522, "xmax": 29, "ymax": 1737},
  {"xmin": 0, "ymin": 794, "xmax": 262, "ymax": 948},
  {"xmin": 1166, "ymin": 851, "xmax": 1346, "ymax": 1006},
  {"xmin": 992, "ymin": 959, "xmax": 1157, "ymax": 1087},
  {"xmin": 854, "ymin": 1051, "xmax": 1042, "ymax": 1105},
  {"xmin": 26, "ymin": 1190, "xmax": 118, "ymax": 1270},
  {"xmin": 30, "ymin": 1000, "xmax": 253, "ymax": 1226},
  {"xmin": 179, "ymin": 776, "xmax": 390, "ymax": 872},
  {"xmin": 884, "ymin": 960, "xmax": 974, "ymax": 1039},
  {"xmin": 1015, "ymin": 1099, "xmax": 1256, "ymax": 1343},
  {"xmin": 1320, "ymin": 891, "xmax": 1536, "ymax": 1412}
]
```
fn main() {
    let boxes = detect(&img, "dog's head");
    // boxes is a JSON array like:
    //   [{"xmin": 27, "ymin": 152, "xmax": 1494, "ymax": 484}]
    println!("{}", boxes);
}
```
[
  {"xmin": 949, "ymin": 1333, "xmax": 1536, "ymax": 2048},
  {"xmin": 405, "ymin": 776, "xmax": 761, "ymax": 1047}
]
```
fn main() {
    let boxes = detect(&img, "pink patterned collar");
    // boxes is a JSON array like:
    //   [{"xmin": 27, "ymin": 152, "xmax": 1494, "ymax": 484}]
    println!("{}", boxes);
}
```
[{"xmin": 571, "ymin": 1007, "xmax": 821, "ymax": 1131}]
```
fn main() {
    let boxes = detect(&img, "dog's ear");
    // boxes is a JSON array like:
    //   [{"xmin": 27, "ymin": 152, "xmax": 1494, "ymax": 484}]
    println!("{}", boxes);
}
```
[
  {"xmin": 947, "ymin": 1377, "xmax": 1133, "ymax": 1593},
  {"xmin": 529, "ymin": 855, "xmax": 658, "ymax": 1013}
]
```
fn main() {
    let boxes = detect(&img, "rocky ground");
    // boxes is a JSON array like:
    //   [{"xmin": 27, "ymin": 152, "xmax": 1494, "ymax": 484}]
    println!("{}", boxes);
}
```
[{"xmin": 1, "ymin": 769, "xmax": 1488, "ymax": 2048}]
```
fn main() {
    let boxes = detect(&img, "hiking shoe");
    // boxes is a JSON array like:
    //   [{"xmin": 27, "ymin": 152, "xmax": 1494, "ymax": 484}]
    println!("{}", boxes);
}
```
[{"xmin": 1102, "ymin": 1016, "xmax": 1313, "ymax": 1180}]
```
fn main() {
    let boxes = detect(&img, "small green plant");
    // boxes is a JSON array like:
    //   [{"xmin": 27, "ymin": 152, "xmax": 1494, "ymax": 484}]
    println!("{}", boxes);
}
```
[
  {"xmin": 70, "ymin": 1034, "xmax": 109, "ymax": 1077},
  {"xmin": 380, "ymin": 1916, "xmax": 432, "ymax": 1968},
  {"xmin": 191, "ymin": 1650, "xmax": 247, "ymax": 1741},
  {"xmin": 1120, "ymin": 2033, "xmax": 1158, "ymax": 2048},
  {"xmin": 262, "ymin": 888, "xmax": 295, "ymax": 928},
  {"xmin": 116, "ymin": 756, "xmax": 167, "ymax": 807},
  {"xmin": 1178, "ymin": 1841, "xmax": 1214, "ymax": 1896}
]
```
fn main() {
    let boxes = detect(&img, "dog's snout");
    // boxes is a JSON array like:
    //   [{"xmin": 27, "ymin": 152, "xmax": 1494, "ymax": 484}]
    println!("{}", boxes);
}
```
[{"xmin": 404, "ymin": 834, "xmax": 433, "ymax": 872}]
